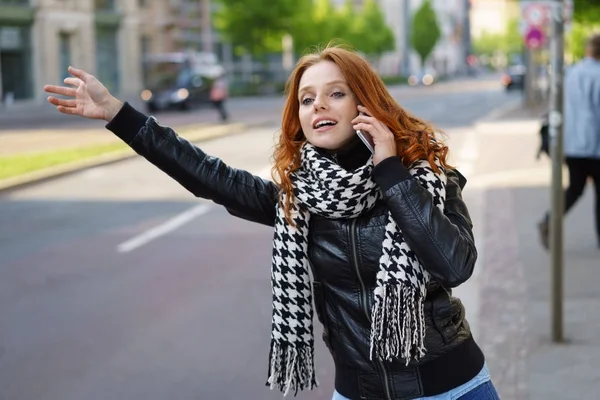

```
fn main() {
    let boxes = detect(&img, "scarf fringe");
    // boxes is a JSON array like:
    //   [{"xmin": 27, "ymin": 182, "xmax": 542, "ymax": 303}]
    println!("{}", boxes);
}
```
[
  {"xmin": 369, "ymin": 285, "xmax": 427, "ymax": 364},
  {"xmin": 266, "ymin": 342, "xmax": 318, "ymax": 396}
]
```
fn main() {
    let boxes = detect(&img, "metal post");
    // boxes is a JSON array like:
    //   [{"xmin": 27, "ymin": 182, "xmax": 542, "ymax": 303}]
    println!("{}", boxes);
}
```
[
  {"xmin": 200, "ymin": 0, "xmax": 212, "ymax": 53},
  {"xmin": 548, "ymin": 0, "xmax": 565, "ymax": 343},
  {"xmin": 525, "ymin": 47, "xmax": 539, "ymax": 107},
  {"xmin": 403, "ymin": 0, "xmax": 411, "ymax": 76}
]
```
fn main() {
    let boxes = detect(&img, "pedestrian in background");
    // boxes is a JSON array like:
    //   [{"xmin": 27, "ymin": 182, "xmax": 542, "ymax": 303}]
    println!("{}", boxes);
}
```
[
  {"xmin": 44, "ymin": 45, "xmax": 499, "ymax": 400},
  {"xmin": 210, "ymin": 73, "xmax": 229, "ymax": 122},
  {"xmin": 538, "ymin": 33, "xmax": 600, "ymax": 250}
]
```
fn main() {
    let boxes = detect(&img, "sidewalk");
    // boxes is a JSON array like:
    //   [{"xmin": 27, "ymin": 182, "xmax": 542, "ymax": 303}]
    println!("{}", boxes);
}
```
[{"xmin": 467, "ymin": 103, "xmax": 599, "ymax": 400}]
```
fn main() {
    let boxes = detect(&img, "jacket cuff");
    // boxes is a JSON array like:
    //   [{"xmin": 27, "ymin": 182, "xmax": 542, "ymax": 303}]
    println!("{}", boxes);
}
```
[
  {"xmin": 372, "ymin": 156, "xmax": 412, "ymax": 192},
  {"xmin": 105, "ymin": 102, "xmax": 149, "ymax": 144}
]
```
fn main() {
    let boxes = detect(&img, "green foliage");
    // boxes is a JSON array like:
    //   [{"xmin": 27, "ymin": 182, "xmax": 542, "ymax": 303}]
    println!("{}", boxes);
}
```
[
  {"xmin": 290, "ymin": 0, "xmax": 343, "ymax": 55},
  {"xmin": 357, "ymin": 0, "xmax": 396, "ymax": 57},
  {"xmin": 214, "ymin": 0, "xmax": 305, "ymax": 56},
  {"xmin": 291, "ymin": 0, "xmax": 395, "ymax": 58},
  {"xmin": 472, "ymin": 17, "xmax": 522, "ymax": 57},
  {"xmin": 410, "ymin": 0, "xmax": 441, "ymax": 67},
  {"xmin": 573, "ymin": 0, "xmax": 600, "ymax": 24},
  {"xmin": 215, "ymin": 0, "xmax": 395, "ymax": 59},
  {"xmin": 566, "ymin": 22, "xmax": 600, "ymax": 62},
  {"xmin": 567, "ymin": 0, "xmax": 600, "ymax": 62}
]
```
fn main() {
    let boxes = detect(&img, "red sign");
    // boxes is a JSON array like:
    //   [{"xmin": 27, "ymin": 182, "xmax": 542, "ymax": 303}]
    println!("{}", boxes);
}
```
[{"xmin": 525, "ymin": 26, "xmax": 545, "ymax": 49}]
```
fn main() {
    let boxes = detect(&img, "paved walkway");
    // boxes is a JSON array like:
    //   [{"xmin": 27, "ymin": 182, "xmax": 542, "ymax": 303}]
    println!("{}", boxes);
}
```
[{"xmin": 468, "ymin": 104, "xmax": 599, "ymax": 400}]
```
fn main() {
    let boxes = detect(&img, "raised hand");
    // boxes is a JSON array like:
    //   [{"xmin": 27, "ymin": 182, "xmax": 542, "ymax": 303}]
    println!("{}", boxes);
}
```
[
  {"xmin": 44, "ymin": 66, "xmax": 123, "ymax": 122},
  {"xmin": 351, "ymin": 105, "xmax": 398, "ymax": 166}
]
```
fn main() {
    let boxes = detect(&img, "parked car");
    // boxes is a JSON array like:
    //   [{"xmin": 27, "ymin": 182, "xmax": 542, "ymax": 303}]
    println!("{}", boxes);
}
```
[
  {"xmin": 501, "ymin": 65, "xmax": 526, "ymax": 91},
  {"xmin": 140, "ymin": 52, "xmax": 226, "ymax": 113}
]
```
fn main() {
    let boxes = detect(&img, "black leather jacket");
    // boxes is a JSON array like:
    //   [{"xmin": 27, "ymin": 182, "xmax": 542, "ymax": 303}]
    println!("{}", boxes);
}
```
[{"xmin": 107, "ymin": 103, "xmax": 485, "ymax": 400}]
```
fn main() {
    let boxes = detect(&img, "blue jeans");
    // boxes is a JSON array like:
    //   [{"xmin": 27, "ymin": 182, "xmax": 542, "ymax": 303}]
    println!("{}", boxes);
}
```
[{"xmin": 332, "ymin": 364, "xmax": 500, "ymax": 400}]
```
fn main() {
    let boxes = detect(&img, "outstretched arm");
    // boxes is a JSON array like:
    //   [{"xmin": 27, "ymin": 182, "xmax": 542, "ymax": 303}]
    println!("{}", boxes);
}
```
[{"xmin": 44, "ymin": 67, "xmax": 279, "ymax": 226}]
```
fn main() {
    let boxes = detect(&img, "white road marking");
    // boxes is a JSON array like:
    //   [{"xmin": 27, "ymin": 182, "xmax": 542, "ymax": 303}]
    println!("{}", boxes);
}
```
[
  {"xmin": 116, "ymin": 164, "xmax": 274, "ymax": 254},
  {"xmin": 117, "ymin": 203, "xmax": 212, "ymax": 253}
]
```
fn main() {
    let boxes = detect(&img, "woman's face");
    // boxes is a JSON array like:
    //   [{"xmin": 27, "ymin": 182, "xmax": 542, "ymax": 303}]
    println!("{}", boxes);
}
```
[{"xmin": 297, "ymin": 61, "xmax": 360, "ymax": 150}]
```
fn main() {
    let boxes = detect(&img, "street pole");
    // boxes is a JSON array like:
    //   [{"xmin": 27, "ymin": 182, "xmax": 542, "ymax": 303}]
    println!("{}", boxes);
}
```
[
  {"xmin": 200, "ymin": 0, "xmax": 212, "ymax": 53},
  {"xmin": 549, "ymin": 0, "xmax": 565, "ymax": 343},
  {"xmin": 403, "ymin": 0, "xmax": 412, "ymax": 76}
]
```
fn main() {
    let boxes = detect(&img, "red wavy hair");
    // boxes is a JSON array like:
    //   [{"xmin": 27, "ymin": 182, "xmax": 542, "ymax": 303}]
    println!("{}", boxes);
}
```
[{"xmin": 272, "ymin": 44, "xmax": 451, "ymax": 223}]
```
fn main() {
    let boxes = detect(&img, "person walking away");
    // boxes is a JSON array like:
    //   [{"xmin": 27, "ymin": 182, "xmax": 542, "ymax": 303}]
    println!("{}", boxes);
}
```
[
  {"xmin": 210, "ymin": 74, "xmax": 229, "ymax": 122},
  {"xmin": 538, "ymin": 33, "xmax": 600, "ymax": 250}
]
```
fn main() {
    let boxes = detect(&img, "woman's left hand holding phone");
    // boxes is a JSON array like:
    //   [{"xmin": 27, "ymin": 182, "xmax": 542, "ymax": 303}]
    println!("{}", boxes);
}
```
[
  {"xmin": 44, "ymin": 66, "xmax": 124, "ymax": 122},
  {"xmin": 351, "ymin": 105, "xmax": 397, "ymax": 166}
]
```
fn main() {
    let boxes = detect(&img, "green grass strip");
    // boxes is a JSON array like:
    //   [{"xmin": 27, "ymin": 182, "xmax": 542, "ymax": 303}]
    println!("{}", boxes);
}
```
[{"xmin": 0, "ymin": 142, "xmax": 128, "ymax": 180}]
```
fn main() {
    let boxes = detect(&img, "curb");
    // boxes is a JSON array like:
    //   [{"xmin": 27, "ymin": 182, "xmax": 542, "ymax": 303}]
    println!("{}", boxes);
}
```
[{"xmin": 0, "ymin": 121, "xmax": 270, "ymax": 194}]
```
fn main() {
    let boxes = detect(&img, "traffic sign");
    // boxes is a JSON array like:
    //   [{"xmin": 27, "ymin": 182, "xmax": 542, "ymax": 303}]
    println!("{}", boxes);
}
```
[
  {"xmin": 525, "ymin": 26, "xmax": 545, "ymax": 49},
  {"xmin": 523, "ymin": 2, "xmax": 549, "ymax": 28}
]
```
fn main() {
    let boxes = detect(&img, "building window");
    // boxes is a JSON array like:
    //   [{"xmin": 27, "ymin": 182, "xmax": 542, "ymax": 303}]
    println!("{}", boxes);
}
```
[
  {"xmin": 59, "ymin": 32, "xmax": 71, "ymax": 82},
  {"xmin": 140, "ymin": 35, "xmax": 151, "ymax": 84},
  {"xmin": 0, "ymin": 25, "xmax": 33, "ymax": 101},
  {"xmin": 94, "ymin": 0, "xmax": 116, "ymax": 11},
  {"xmin": 95, "ymin": 26, "xmax": 119, "ymax": 93},
  {"xmin": 0, "ymin": 0, "xmax": 31, "ymax": 5}
]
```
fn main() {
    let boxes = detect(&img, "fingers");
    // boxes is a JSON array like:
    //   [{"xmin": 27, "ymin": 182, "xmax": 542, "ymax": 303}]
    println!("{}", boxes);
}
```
[
  {"xmin": 47, "ymin": 96, "xmax": 76, "ymax": 108},
  {"xmin": 352, "ymin": 115, "xmax": 381, "ymax": 136},
  {"xmin": 44, "ymin": 85, "xmax": 76, "ymax": 97},
  {"xmin": 63, "ymin": 77, "xmax": 82, "ymax": 88},
  {"xmin": 56, "ymin": 105, "xmax": 80, "ymax": 115},
  {"xmin": 357, "ymin": 105, "xmax": 371, "ymax": 116},
  {"xmin": 353, "ymin": 122, "xmax": 375, "ymax": 133},
  {"xmin": 68, "ymin": 66, "xmax": 92, "ymax": 83},
  {"xmin": 353, "ymin": 105, "xmax": 392, "ymax": 139}
]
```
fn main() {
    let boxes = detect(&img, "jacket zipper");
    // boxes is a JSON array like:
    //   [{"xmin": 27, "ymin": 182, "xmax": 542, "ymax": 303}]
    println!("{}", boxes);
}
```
[{"xmin": 350, "ymin": 219, "xmax": 393, "ymax": 400}]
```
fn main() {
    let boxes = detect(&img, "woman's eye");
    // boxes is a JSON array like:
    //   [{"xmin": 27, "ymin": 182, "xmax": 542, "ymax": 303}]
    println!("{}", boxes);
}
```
[
  {"xmin": 332, "ymin": 91, "xmax": 345, "ymax": 98},
  {"xmin": 301, "ymin": 98, "xmax": 314, "ymax": 105}
]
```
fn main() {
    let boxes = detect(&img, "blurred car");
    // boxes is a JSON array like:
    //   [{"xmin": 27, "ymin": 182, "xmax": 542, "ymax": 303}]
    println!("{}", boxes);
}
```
[
  {"xmin": 501, "ymin": 65, "xmax": 526, "ymax": 91},
  {"xmin": 140, "ymin": 52, "xmax": 226, "ymax": 113}
]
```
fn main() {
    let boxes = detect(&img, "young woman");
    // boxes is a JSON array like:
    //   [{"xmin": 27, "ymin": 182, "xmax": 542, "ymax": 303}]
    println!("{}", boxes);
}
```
[{"xmin": 44, "ymin": 46, "xmax": 500, "ymax": 400}]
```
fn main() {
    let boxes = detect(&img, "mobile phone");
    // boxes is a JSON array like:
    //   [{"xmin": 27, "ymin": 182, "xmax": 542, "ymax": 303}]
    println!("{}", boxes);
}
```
[{"xmin": 356, "ymin": 112, "xmax": 375, "ymax": 154}]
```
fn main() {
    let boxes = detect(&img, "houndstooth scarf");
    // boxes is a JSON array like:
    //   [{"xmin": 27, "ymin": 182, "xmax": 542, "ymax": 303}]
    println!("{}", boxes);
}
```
[{"xmin": 267, "ymin": 143, "xmax": 447, "ymax": 396}]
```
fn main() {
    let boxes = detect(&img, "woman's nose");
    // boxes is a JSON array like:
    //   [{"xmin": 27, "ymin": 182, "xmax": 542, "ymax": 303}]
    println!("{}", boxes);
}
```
[{"xmin": 313, "ymin": 96, "xmax": 328, "ymax": 110}]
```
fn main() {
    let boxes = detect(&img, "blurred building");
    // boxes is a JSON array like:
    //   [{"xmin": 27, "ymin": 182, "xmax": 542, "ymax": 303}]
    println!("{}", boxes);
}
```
[
  {"xmin": 405, "ymin": 0, "xmax": 470, "ymax": 77},
  {"xmin": 358, "ymin": 0, "xmax": 471, "ymax": 77},
  {"xmin": 0, "ymin": 0, "xmax": 216, "ymax": 107}
]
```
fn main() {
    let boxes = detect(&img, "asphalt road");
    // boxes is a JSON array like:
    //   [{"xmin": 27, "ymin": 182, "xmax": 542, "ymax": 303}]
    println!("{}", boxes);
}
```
[{"xmin": 0, "ymin": 77, "xmax": 521, "ymax": 400}]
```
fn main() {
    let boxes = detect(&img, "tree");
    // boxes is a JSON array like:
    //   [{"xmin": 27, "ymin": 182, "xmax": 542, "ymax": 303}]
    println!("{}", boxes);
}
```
[
  {"xmin": 410, "ymin": 0, "xmax": 441, "ymax": 69},
  {"xmin": 355, "ymin": 0, "xmax": 395, "ymax": 59},
  {"xmin": 573, "ymin": 0, "xmax": 600, "ymax": 25},
  {"xmin": 290, "ymin": 0, "xmax": 394, "ymax": 59},
  {"xmin": 290, "ymin": 0, "xmax": 344, "ymax": 55},
  {"xmin": 214, "ymin": 0, "xmax": 307, "ymax": 56},
  {"xmin": 472, "ymin": 17, "xmax": 522, "ymax": 58},
  {"xmin": 566, "ymin": 0, "xmax": 600, "ymax": 62}
]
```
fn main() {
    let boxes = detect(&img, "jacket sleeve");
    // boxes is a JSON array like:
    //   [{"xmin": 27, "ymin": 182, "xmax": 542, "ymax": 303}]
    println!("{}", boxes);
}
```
[
  {"xmin": 105, "ymin": 102, "xmax": 279, "ymax": 226},
  {"xmin": 372, "ymin": 156, "xmax": 477, "ymax": 288}
]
